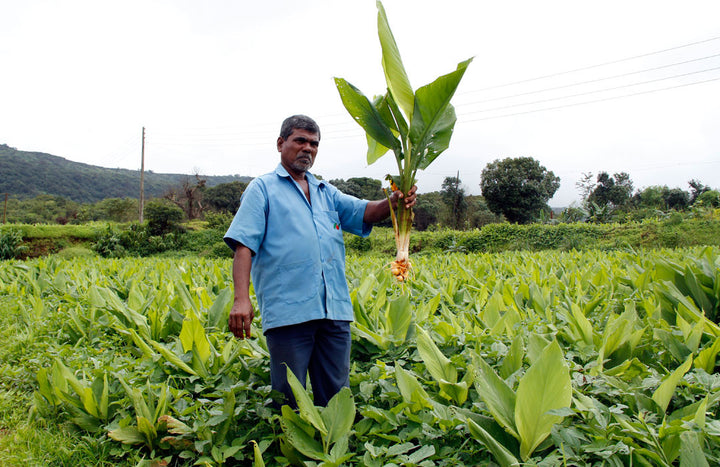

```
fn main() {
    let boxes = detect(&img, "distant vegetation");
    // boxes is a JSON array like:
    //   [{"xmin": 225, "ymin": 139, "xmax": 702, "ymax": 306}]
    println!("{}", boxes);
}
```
[{"xmin": 0, "ymin": 144, "xmax": 250, "ymax": 203}]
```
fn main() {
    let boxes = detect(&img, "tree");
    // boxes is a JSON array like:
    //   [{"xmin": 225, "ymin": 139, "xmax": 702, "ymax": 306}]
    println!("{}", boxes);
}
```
[
  {"xmin": 144, "ymin": 199, "xmax": 184, "ymax": 236},
  {"xmin": 466, "ymin": 195, "xmax": 502, "ymax": 228},
  {"xmin": 329, "ymin": 177, "xmax": 384, "ymax": 200},
  {"xmin": 633, "ymin": 186, "xmax": 666, "ymax": 210},
  {"xmin": 164, "ymin": 174, "xmax": 206, "ymax": 220},
  {"xmin": 688, "ymin": 179, "xmax": 711, "ymax": 204},
  {"xmin": 575, "ymin": 172, "xmax": 596, "ymax": 204},
  {"xmin": 440, "ymin": 174, "xmax": 467, "ymax": 229},
  {"xmin": 587, "ymin": 172, "xmax": 633, "ymax": 207},
  {"xmin": 664, "ymin": 188, "xmax": 690, "ymax": 210},
  {"xmin": 696, "ymin": 189, "xmax": 720, "ymax": 208},
  {"xmin": 480, "ymin": 157, "xmax": 560, "ymax": 224},
  {"xmin": 203, "ymin": 181, "xmax": 247, "ymax": 213},
  {"xmin": 413, "ymin": 192, "xmax": 442, "ymax": 231}
]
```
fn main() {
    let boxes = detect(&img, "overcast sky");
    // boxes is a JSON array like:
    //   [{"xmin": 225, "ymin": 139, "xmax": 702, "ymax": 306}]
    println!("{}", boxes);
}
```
[{"xmin": 2, "ymin": 0, "xmax": 719, "ymax": 206}]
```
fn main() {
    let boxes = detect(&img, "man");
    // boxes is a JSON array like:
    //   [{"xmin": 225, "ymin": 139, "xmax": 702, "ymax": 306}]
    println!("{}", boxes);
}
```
[{"xmin": 224, "ymin": 114, "xmax": 415, "ymax": 407}]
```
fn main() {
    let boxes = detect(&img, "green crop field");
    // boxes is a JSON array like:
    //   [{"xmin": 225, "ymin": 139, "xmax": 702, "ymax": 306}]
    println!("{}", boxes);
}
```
[{"xmin": 1, "ymin": 247, "xmax": 719, "ymax": 465}]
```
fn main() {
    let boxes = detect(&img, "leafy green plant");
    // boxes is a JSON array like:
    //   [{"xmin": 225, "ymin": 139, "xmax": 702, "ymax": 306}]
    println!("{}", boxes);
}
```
[
  {"xmin": 280, "ymin": 367, "xmax": 356, "ymax": 465},
  {"xmin": 5, "ymin": 248, "xmax": 720, "ymax": 465},
  {"xmin": 470, "ymin": 340, "xmax": 572, "ymax": 462},
  {"xmin": 0, "ymin": 228, "xmax": 28, "ymax": 260},
  {"xmin": 335, "ymin": 1, "xmax": 472, "ymax": 282}
]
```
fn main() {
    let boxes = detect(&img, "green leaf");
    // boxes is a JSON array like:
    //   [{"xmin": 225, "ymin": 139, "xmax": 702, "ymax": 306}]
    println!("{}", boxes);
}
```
[
  {"xmin": 334, "ymin": 78, "xmax": 400, "ymax": 159},
  {"xmin": 148, "ymin": 339, "xmax": 197, "ymax": 376},
  {"xmin": 472, "ymin": 353, "xmax": 518, "ymax": 438},
  {"xmin": 387, "ymin": 294, "xmax": 412, "ymax": 342},
  {"xmin": 365, "ymin": 133, "xmax": 392, "ymax": 166},
  {"xmin": 695, "ymin": 336, "xmax": 720, "ymax": 373},
  {"xmin": 285, "ymin": 366, "xmax": 327, "ymax": 436},
  {"xmin": 415, "ymin": 325, "xmax": 457, "ymax": 384},
  {"xmin": 679, "ymin": 431, "xmax": 709, "ymax": 467},
  {"xmin": 376, "ymin": 1, "xmax": 414, "ymax": 119},
  {"xmin": 321, "ymin": 387, "xmax": 355, "ymax": 448},
  {"xmin": 515, "ymin": 340, "xmax": 571, "ymax": 461},
  {"xmin": 500, "ymin": 334, "xmax": 524, "ymax": 379},
  {"xmin": 179, "ymin": 310, "xmax": 211, "ymax": 364},
  {"xmin": 208, "ymin": 287, "xmax": 232, "ymax": 330},
  {"xmin": 280, "ymin": 405, "xmax": 325, "ymax": 460},
  {"xmin": 394, "ymin": 365, "xmax": 433, "ymax": 411},
  {"xmin": 136, "ymin": 415, "xmax": 157, "ymax": 446},
  {"xmin": 467, "ymin": 418, "xmax": 520, "ymax": 467},
  {"xmin": 251, "ymin": 440, "xmax": 266, "ymax": 467},
  {"xmin": 652, "ymin": 354, "xmax": 693, "ymax": 413},
  {"xmin": 409, "ymin": 58, "xmax": 472, "ymax": 171},
  {"xmin": 216, "ymin": 390, "xmax": 235, "ymax": 444},
  {"xmin": 108, "ymin": 426, "xmax": 145, "ymax": 445}
]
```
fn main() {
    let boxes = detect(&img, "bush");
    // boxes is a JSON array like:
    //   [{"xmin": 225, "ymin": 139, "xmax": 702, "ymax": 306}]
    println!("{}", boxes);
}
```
[
  {"xmin": 144, "ymin": 200, "xmax": 185, "ymax": 236},
  {"xmin": 204, "ymin": 211, "xmax": 234, "ymax": 231},
  {"xmin": 696, "ymin": 190, "xmax": 720, "ymax": 208},
  {"xmin": 185, "ymin": 229, "xmax": 224, "ymax": 255},
  {"xmin": 0, "ymin": 229, "xmax": 29, "ymax": 260},
  {"xmin": 93, "ymin": 227, "xmax": 125, "ymax": 258},
  {"xmin": 55, "ymin": 246, "xmax": 96, "ymax": 259},
  {"xmin": 93, "ymin": 223, "xmax": 186, "ymax": 257},
  {"xmin": 346, "ymin": 235, "xmax": 372, "ymax": 253},
  {"xmin": 208, "ymin": 241, "xmax": 234, "ymax": 258}
]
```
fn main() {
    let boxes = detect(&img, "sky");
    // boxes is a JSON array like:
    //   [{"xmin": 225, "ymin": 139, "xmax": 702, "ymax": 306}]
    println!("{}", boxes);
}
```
[{"xmin": 2, "ymin": 0, "xmax": 719, "ymax": 207}]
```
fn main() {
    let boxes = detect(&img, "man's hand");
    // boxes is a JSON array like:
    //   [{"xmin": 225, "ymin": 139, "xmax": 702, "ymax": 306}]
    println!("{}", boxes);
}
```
[
  {"xmin": 229, "ymin": 297, "xmax": 254, "ymax": 339},
  {"xmin": 363, "ymin": 184, "xmax": 419, "ymax": 224},
  {"xmin": 391, "ymin": 185, "xmax": 418, "ymax": 209}
]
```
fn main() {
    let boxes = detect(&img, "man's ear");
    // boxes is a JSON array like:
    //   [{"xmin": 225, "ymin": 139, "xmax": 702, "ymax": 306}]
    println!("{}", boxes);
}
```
[{"xmin": 277, "ymin": 136, "xmax": 284, "ymax": 152}]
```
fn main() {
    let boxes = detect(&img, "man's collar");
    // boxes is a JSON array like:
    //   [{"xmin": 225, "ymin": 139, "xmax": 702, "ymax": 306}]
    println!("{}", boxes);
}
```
[{"xmin": 274, "ymin": 163, "xmax": 325, "ymax": 187}]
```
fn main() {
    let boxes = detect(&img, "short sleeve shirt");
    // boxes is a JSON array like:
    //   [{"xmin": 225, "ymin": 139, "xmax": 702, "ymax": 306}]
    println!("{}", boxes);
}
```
[{"xmin": 224, "ymin": 164, "xmax": 371, "ymax": 333}]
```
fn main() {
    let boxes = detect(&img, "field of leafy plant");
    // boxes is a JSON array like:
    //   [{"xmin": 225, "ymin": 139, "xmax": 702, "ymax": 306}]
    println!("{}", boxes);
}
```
[{"xmin": 1, "ymin": 247, "xmax": 719, "ymax": 465}]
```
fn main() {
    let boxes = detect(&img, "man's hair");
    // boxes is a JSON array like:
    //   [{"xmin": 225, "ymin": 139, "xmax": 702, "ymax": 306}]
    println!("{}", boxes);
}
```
[{"xmin": 279, "ymin": 115, "xmax": 321, "ymax": 140}]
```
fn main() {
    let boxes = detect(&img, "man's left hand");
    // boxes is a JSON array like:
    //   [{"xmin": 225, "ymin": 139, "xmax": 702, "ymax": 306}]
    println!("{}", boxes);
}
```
[{"xmin": 392, "ymin": 185, "xmax": 417, "ymax": 209}]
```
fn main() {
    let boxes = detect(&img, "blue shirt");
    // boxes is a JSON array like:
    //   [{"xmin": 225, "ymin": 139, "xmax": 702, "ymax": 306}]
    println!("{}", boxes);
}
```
[{"xmin": 224, "ymin": 164, "xmax": 371, "ymax": 332}]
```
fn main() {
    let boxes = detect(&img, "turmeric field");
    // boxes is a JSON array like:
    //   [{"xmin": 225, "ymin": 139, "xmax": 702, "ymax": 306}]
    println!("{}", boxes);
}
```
[{"xmin": 1, "ymin": 247, "xmax": 719, "ymax": 465}]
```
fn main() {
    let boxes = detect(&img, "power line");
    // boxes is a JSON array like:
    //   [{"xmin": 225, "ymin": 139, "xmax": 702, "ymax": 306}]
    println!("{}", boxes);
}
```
[
  {"xmin": 460, "ymin": 65, "xmax": 720, "ymax": 116},
  {"xmin": 459, "ymin": 35, "xmax": 720, "ymax": 94},
  {"xmin": 458, "ymin": 75, "xmax": 720, "ymax": 123},
  {"xmin": 456, "ymin": 53, "xmax": 720, "ymax": 107},
  {"xmin": 132, "ymin": 35, "xmax": 720, "ymax": 148}
]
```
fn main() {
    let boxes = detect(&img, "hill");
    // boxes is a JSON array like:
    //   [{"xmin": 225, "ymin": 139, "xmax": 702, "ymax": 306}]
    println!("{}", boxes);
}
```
[{"xmin": 0, "ymin": 144, "xmax": 251, "ymax": 203}]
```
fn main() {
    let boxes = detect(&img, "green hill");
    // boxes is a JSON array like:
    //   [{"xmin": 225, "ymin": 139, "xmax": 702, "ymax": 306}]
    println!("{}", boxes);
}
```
[{"xmin": 0, "ymin": 144, "xmax": 251, "ymax": 203}]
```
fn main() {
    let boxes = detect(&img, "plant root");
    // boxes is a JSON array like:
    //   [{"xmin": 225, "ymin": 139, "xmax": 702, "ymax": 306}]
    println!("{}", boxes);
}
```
[{"xmin": 390, "ymin": 258, "xmax": 411, "ymax": 282}]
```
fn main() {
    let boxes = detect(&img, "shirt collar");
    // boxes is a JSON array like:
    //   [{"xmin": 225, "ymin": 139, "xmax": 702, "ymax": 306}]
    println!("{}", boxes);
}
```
[{"xmin": 274, "ymin": 163, "xmax": 325, "ymax": 187}]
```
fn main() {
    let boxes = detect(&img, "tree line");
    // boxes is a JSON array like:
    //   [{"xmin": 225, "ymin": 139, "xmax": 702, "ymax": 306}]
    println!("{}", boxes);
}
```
[{"xmin": 3, "ymin": 155, "xmax": 718, "ymax": 228}]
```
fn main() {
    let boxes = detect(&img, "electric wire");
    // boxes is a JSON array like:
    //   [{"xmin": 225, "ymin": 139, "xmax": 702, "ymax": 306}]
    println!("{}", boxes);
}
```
[
  {"xmin": 459, "ymin": 35, "xmax": 720, "ymax": 94},
  {"xmin": 460, "ymin": 65, "xmax": 720, "ymax": 116},
  {"xmin": 456, "ymin": 53, "xmax": 720, "ymax": 107},
  {"xmin": 458, "ymin": 75, "xmax": 720, "ymax": 123},
  {"xmin": 146, "ymin": 35, "xmax": 720, "ymax": 147}
]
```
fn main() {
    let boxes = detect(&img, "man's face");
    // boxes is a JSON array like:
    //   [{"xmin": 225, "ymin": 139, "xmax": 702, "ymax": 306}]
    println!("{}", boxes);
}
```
[{"xmin": 278, "ymin": 128, "xmax": 319, "ymax": 176}]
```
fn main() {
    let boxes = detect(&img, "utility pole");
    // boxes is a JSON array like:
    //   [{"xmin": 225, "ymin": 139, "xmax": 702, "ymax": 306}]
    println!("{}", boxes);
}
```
[{"xmin": 139, "ymin": 127, "xmax": 146, "ymax": 223}]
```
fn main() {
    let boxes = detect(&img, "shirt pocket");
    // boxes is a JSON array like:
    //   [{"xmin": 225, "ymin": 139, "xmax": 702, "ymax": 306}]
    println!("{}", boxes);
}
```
[
  {"xmin": 318, "ymin": 210, "xmax": 344, "ymax": 247},
  {"xmin": 271, "ymin": 257, "xmax": 322, "ymax": 305}
]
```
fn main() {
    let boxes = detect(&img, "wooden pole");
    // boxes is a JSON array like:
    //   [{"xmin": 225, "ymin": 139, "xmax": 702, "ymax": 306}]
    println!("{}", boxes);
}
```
[{"xmin": 139, "ymin": 127, "xmax": 146, "ymax": 223}]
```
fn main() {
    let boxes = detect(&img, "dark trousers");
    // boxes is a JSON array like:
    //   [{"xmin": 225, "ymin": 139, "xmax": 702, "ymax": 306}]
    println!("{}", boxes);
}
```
[{"xmin": 265, "ymin": 319, "xmax": 351, "ymax": 408}]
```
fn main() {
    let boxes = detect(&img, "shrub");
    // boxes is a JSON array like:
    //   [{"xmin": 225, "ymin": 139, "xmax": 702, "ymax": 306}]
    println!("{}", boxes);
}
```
[
  {"xmin": 93, "ymin": 227, "xmax": 125, "ymax": 258},
  {"xmin": 144, "ymin": 200, "xmax": 185, "ymax": 236},
  {"xmin": 204, "ymin": 211, "xmax": 234, "ymax": 231},
  {"xmin": 696, "ymin": 190, "xmax": 720, "ymax": 208},
  {"xmin": 208, "ymin": 241, "xmax": 234, "ymax": 258},
  {"xmin": 93, "ymin": 223, "xmax": 186, "ymax": 257},
  {"xmin": 0, "ymin": 229, "xmax": 29, "ymax": 260},
  {"xmin": 55, "ymin": 246, "xmax": 96, "ymax": 259}
]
